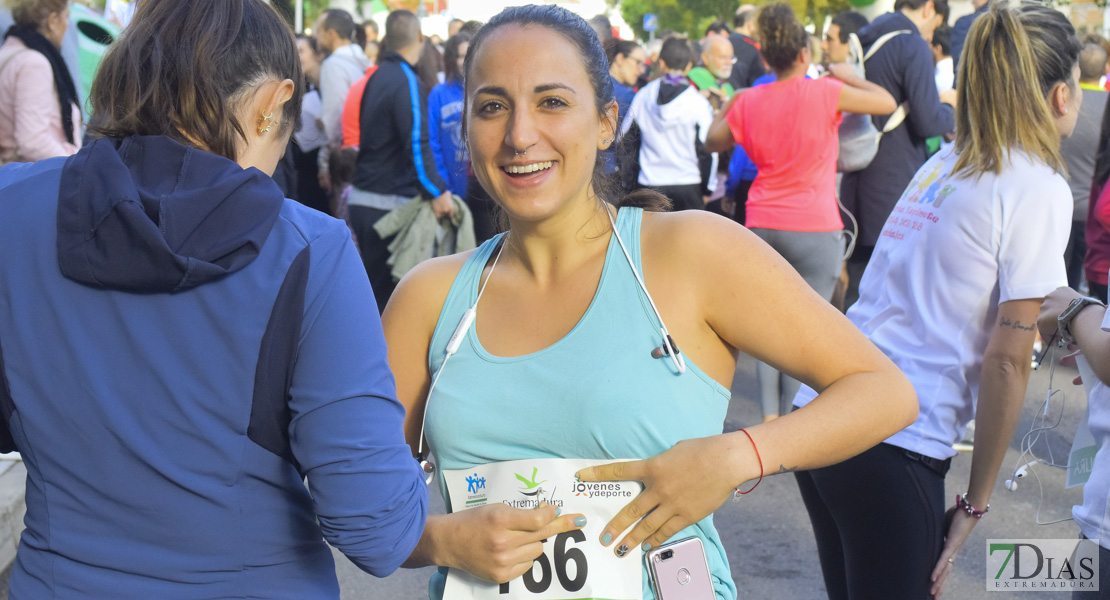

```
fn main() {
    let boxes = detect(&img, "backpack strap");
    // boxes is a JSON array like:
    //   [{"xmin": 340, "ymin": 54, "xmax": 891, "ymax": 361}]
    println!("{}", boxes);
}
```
[
  {"xmin": 860, "ymin": 31, "xmax": 912, "ymax": 135},
  {"xmin": 864, "ymin": 30, "xmax": 911, "ymax": 62},
  {"xmin": 881, "ymin": 103, "xmax": 910, "ymax": 134}
]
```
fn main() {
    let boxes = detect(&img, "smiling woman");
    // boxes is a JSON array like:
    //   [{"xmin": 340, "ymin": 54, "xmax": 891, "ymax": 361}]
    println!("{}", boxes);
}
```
[{"xmin": 383, "ymin": 5, "xmax": 918, "ymax": 600}]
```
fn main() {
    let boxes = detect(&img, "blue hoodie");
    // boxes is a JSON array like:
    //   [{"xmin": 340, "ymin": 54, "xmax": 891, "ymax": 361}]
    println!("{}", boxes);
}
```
[
  {"xmin": 0, "ymin": 135, "xmax": 427, "ymax": 598},
  {"xmin": 428, "ymin": 78, "xmax": 468, "ymax": 198}
]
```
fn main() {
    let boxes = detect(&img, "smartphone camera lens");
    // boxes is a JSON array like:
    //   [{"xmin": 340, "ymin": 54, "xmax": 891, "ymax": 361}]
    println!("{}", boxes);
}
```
[{"xmin": 661, "ymin": 550, "xmax": 674, "ymax": 561}]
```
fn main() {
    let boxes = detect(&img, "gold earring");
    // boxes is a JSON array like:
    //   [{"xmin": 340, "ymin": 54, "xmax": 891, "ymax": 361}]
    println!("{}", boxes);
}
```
[{"xmin": 258, "ymin": 111, "xmax": 274, "ymax": 134}]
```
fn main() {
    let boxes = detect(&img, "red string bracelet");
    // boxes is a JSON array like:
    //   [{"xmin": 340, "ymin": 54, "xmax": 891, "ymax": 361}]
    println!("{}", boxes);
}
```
[{"xmin": 733, "ymin": 428, "xmax": 763, "ymax": 497}]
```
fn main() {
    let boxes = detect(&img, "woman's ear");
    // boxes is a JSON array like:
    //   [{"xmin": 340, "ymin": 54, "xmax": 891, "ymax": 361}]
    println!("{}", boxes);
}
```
[
  {"xmin": 256, "ymin": 79, "xmax": 296, "ymax": 135},
  {"xmin": 598, "ymin": 100, "xmax": 619, "ymax": 150},
  {"xmin": 1051, "ymin": 81, "xmax": 1071, "ymax": 117}
]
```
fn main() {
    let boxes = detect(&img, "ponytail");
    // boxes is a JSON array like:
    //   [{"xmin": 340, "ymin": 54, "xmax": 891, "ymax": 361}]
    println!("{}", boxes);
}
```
[
  {"xmin": 756, "ymin": 4, "xmax": 808, "ymax": 73},
  {"xmin": 953, "ymin": 1, "xmax": 1080, "ymax": 177}
]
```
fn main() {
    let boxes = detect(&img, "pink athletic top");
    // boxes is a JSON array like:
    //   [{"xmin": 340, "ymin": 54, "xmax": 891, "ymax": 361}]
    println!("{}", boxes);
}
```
[
  {"xmin": 0, "ymin": 37, "xmax": 80, "ymax": 162},
  {"xmin": 726, "ymin": 76, "xmax": 843, "ymax": 232}
]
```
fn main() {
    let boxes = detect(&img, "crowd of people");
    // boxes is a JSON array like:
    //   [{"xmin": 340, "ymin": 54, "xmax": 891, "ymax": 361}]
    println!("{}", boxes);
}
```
[{"xmin": 1, "ymin": 0, "xmax": 1110, "ymax": 598}]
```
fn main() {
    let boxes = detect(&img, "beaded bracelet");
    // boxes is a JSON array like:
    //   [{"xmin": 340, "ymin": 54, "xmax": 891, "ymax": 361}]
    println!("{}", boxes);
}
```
[
  {"xmin": 733, "ymin": 429, "xmax": 763, "ymax": 498},
  {"xmin": 956, "ymin": 493, "xmax": 989, "ymax": 518}
]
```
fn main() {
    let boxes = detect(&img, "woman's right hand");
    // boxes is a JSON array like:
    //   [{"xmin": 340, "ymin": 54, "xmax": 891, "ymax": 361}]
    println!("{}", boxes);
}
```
[{"xmin": 434, "ymin": 502, "xmax": 586, "ymax": 583}]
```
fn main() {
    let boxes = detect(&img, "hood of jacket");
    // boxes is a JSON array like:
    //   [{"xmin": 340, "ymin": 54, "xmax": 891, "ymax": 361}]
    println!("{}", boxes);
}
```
[
  {"xmin": 649, "ymin": 78, "xmax": 703, "ymax": 121},
  {"xmin": 858, "ymin": 11, "xmax": 920, "ymax": 48},
  {"xmin": 56, "ymin": 135, "xmax": 284, "ymax": 294},
  {"xmin": 328, "ymin": 42, "xmax": 372, "ymax": 71}
]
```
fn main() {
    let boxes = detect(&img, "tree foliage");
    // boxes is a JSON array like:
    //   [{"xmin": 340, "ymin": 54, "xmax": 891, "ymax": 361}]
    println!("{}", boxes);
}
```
[
  {"xmin": 621, "ymin": 0, "xmax": 736, "ymax": 39},
  {"xmin": 622, "ymin": 0, "xmax": 854, "ymax": 41}
]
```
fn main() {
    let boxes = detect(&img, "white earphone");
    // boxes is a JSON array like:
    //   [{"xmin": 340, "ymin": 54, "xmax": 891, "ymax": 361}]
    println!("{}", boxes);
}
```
[
  {"xmin": 1004, "ymin": 462, "xmax": 1034, "ymax": 491},
  {"xmin": 1000, "ymin": 341, "xmax": 1074, "ymax": 525},
  {"xmin": 414, "ymin": 205, "xmax": 687, "ymax": 484}
]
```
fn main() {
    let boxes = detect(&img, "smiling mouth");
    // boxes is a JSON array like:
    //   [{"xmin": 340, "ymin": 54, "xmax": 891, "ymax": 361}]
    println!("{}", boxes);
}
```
[{"xmin": 503, "ymin": 161, "xmax": 554, "ymax": 176}]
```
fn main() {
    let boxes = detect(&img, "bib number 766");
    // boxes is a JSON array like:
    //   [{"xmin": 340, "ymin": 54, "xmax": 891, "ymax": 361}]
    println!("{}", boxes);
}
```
[{"xmin": 499, "ymin": 530, "xmax": 588, "ymax": 595}]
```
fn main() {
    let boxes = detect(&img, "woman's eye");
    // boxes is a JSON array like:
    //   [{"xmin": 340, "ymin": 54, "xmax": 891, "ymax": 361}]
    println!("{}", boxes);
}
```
[
  {"xmin": 478, "ymin": 101, "xmax": 504, "ymax": 115},
  {"xmin": 541, "ymin": 97, "xmax": 568, "ymax": 109}
]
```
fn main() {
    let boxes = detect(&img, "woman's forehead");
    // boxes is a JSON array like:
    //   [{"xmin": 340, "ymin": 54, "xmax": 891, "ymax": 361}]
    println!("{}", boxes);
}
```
[{"xmin": 468, "ymin": 24, "xmax": 590, "ymax": 88}]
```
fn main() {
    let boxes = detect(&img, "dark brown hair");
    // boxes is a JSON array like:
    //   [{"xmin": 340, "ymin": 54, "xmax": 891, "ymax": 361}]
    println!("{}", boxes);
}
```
[
  {"xmin": 320, "ymin": 9, "xmax": 357, "ymax": 43},
  {"xmin": 88, "ymin": 0, "xmax": 304, "ymax": 162},
  {"xmin": 443, "ymin": 32, "xmax": 472, "ymax": 83},
  {"xmin": 757, "ymin": 4, "xmax": 808, "ymax": 73}
]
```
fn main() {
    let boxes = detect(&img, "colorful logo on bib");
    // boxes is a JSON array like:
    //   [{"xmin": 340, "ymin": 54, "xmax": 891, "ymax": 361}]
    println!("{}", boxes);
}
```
[
  {"xmin": 515, "ymin": 467, "xmax": 547, "ymax": 497},
  {"xmin": 466, "ymin": 473, "xmax": 486, "ymax": 494}
]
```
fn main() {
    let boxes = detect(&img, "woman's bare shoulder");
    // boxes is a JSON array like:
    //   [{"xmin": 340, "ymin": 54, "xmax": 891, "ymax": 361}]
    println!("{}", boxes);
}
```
[
  {"xmin": 384, "ymin": 249, "xmax": 479, "ymax": 327},
  {"xmin": 640, "ymin": 209, "xmax": 765, "ymax": 262}
]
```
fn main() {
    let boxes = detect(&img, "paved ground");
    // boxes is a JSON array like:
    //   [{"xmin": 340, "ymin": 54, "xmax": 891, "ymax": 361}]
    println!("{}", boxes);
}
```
[{"xmin": 0, "ymin": 351, "xmax": 1089, "ymax": 599}]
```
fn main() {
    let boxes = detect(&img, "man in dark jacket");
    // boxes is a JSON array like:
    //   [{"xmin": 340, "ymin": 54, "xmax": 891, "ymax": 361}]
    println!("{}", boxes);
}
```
[
  {"xmin": 350, "ymin": 9, "xmax": 453, "ymax": 312},
  {"xmin": 728, "ymin": 5, "xmax": 765, "ymax": 90},
  {"xmin": 842, "ymin": 0, "xmax": 956, "ymax": 307},
  {"xmin": 950, "ymin": 0, "xmax": 989, "ymax": 76}
]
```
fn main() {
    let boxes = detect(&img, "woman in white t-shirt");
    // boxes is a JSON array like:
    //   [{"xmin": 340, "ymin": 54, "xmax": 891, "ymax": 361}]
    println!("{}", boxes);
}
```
[
  {"xmin": 792, "ymin": 3, "xmax": 1082, "ymax": 598},
  {"xmin": 1039, "ymin": 287, "xmax": 1110, "ymax": 597}
]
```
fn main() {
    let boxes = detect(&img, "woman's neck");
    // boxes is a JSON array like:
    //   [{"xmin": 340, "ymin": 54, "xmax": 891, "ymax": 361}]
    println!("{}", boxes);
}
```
[
  {"xmin": 503, "ymin": 194, "xmax": 614, "ymax": 285},
  {"xmin": 774, "ymin": 61, "xmax": 808, "ymax": 82}
]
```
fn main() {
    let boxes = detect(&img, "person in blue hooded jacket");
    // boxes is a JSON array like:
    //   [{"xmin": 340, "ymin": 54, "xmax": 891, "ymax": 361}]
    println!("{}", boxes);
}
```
[
  {"xmin": 0, "ymin": 1, "xmax": 427, "ymax": 597},
  {"xmin": 428, "ymin": 31, "xmax": 472, "ymax": 201}
]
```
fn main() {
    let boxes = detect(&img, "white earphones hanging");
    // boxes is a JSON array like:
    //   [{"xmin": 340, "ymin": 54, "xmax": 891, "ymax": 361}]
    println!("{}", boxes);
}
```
[
  {"xmin": 415, "ymin": 236, "xmax": 508, "ymax": 484},
  {"xmin": 602, "ymin": 203, "xmax": 686, "ymax": 375},
  {"xmin": 1002, "ymin": 339, "xmax": 1074, "ymax": 525}
]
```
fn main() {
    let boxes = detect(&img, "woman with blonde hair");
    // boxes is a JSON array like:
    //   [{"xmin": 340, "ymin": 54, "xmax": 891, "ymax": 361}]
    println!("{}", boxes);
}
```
[
  {"xmin": 0, "ymin": 0, "xmax": 80, "ymax": 162},
  {"xmin": 792, "ymin": 2, "xmax": 1082, "ymax": 597},
  {"xmin": 0, "ymin": 0, "xmax": 427, "ymax": 597}
]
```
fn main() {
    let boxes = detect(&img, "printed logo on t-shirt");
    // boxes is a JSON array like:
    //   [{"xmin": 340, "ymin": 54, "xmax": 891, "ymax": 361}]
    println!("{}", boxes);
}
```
[{"xmin": 882, "ymin": 159, "xmax": 957, "ymax": 241}]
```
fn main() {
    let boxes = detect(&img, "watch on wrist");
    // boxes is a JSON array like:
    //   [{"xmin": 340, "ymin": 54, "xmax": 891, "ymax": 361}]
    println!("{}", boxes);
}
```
[{"xmin": 1058, "ymin": 296, "xmax": 1106, "ymax": 343}]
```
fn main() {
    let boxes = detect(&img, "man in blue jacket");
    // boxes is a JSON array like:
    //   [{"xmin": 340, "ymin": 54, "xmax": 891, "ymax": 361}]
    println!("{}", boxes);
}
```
[
  {"xmin": 349, "ymin": 9, "xmax": 454, "ymax": 313},
  {"xmin": 841, "ymin": 0, "xmax": 956, "ymax": 307}
]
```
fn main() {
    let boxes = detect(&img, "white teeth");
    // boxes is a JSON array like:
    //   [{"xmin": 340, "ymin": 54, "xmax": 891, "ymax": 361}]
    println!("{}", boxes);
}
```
[{"xmin": 504, "ymin": 161, "xmax": 553, "ymax": 174}]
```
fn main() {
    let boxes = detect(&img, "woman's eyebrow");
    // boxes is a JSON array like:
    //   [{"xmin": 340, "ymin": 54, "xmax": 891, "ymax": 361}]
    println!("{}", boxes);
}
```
[
  {"xmin": 472, "ymin": 83, "xmax": 576, "ymax": 96},
  {"xmin": 534, "ymin": 83, "xmax": 575, "ymax": 94}
]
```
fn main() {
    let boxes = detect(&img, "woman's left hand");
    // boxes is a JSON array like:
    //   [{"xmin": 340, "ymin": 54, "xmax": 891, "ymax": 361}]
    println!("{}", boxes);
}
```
[
  {"xmin": 930, "ymin": 507, "xmax": 979, "ymax": 598},
  {"xmin": 1038, "ymin": 286, "xmax": 1083, "ymax": 340},
  {"xmin": 575, "ymin": 434, "xmax": 750, "ymax": 557}
]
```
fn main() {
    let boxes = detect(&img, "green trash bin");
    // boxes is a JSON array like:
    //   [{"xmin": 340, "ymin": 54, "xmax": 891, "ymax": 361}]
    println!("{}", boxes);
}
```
[{"xmin": 71, "ymin": 5, "xmax": 120, "ymax": 105}]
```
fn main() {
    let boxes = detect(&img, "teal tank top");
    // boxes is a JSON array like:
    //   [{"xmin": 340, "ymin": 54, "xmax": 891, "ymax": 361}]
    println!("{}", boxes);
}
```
[{"xmin": 425, "ymin": 207, "xmax": 736, "ymax": 600}]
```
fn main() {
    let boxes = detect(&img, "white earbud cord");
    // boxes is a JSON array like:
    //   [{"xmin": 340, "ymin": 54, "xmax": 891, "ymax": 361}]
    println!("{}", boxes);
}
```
[
  {"xmin": 602, "ymin": 204, "xmax": 686, "ymax": 375},
  {"xmin": 416, "ymin": 235, "xmax": 508, "ymax": 483},
  {"xmin": 1004, "ymin": 340, "xmax": 1074, "ymax": 525}
]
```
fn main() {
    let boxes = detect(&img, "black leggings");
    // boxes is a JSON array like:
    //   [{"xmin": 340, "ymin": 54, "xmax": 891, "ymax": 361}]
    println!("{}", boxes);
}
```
[
  {"xmin": 347, "ymin": 205, "xmax": 395, "ymax": 314},
  {"xmin": 795, "ymin": 443, "xmax": 951, "ymax": 600},
  {"xmin": 1073, "ymin": 541, "xmax": 1110, "ymax": 598}
]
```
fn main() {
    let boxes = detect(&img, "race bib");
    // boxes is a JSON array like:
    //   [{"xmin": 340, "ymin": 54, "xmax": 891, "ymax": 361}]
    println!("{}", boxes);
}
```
[{"xmin": 443, "ymin": 458, "xmax": 644, "ymax": 600}]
